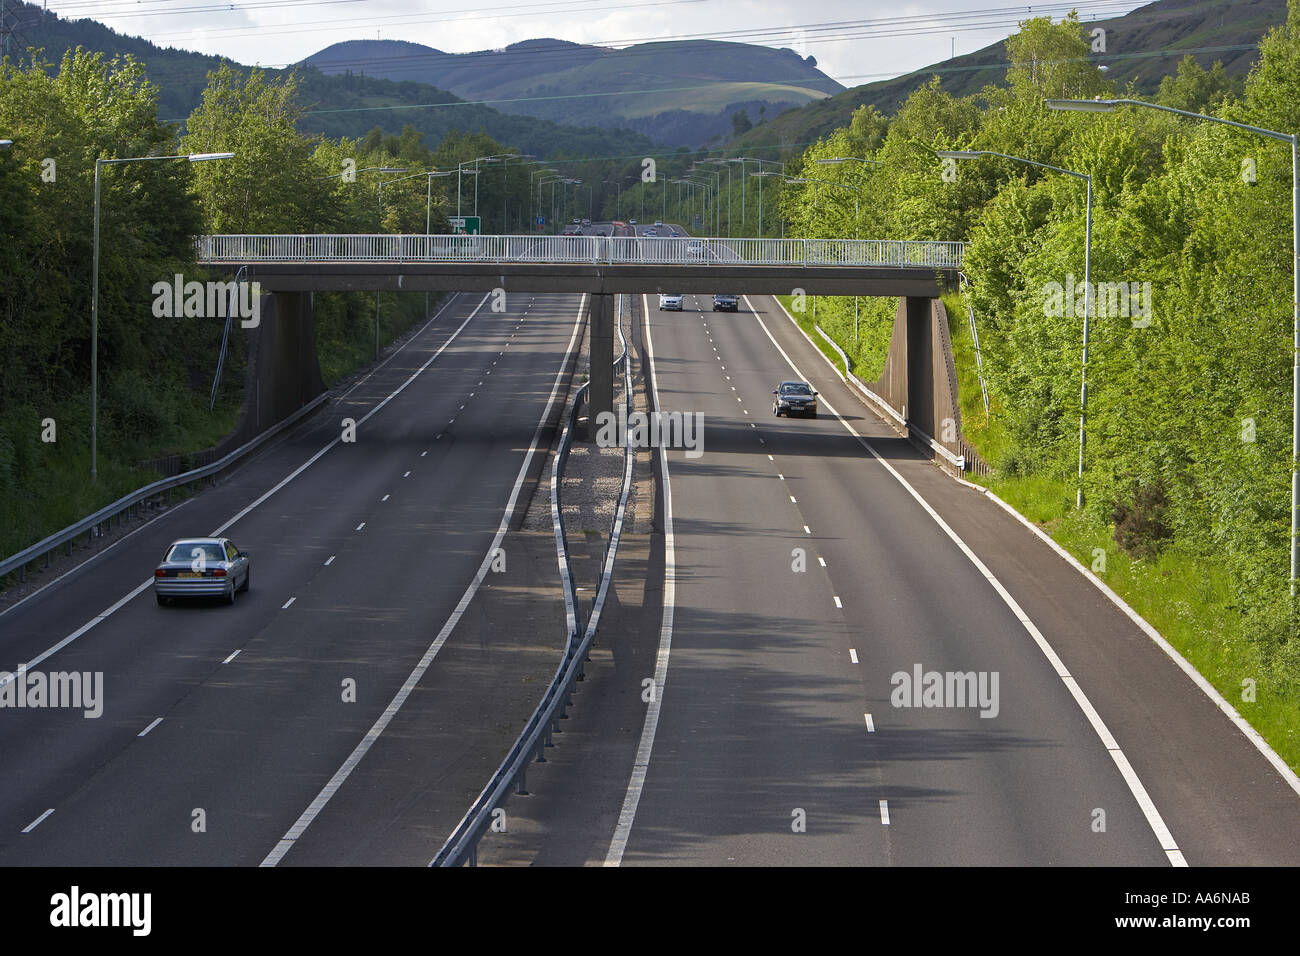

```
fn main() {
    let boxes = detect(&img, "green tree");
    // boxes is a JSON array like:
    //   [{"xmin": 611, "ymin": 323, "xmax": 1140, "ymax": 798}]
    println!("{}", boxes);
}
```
[{"xmin": 182, "ymin": 64, "xmax": 327, "ymax": 232}]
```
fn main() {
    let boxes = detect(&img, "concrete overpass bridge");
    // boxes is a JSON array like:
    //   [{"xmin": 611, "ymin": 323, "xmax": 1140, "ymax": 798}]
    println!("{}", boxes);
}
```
[{"xmin": 196, "ymin": 232, "xmax": 966, "ymax": 442}]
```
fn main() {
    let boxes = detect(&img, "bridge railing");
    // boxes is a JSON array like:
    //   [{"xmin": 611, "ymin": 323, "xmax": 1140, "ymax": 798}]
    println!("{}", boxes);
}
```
[{"xmin": 196, "ymin": 235, "xmax": 965, "ymax": 269}]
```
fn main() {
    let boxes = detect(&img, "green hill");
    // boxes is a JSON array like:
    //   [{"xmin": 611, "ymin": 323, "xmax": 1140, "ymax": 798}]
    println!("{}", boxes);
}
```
[
  {"xmin": 733, "ymin": 0, "xmax": 1286, "ymax": 156},
  {"xmin": 1, "ymin": 1, "xmax": 655, "ymax": 158},
  {"xmin": 303, "ymin": 37, "xmax": 843, "ymax": 147}
]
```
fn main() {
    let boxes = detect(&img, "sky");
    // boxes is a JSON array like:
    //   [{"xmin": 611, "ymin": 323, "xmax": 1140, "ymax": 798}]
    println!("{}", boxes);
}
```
[{"xmin": 34, "ymin": 0, "xmax": 1155, "ymax": 88}]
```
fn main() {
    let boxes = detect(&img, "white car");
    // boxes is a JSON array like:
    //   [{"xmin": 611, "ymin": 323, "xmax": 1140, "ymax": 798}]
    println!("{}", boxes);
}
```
[{"xmin": 659, "ymin": 294, "xmax": 683, "ymax": 311}]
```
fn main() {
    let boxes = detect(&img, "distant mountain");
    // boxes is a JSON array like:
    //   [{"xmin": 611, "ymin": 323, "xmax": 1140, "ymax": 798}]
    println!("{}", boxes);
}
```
[
  {"xmin": 1, "ymin": 1, "xmax": 656, "ymax": 157},
  {"xmin": 733, "ymin": 0, "xmax": 1286, "ymax": 155},
  {"xmin": 302, "ymin": 37, "xmax": 844, "ymax": 147}
]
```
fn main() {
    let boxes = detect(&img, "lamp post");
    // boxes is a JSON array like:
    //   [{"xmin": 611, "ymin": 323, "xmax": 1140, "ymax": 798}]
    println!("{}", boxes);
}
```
[
  {"xmin": 373, "ymin": 167, "xmax": 414, "ymax": 360},
  {"xmin": 938, "ymin": 148, "xmax": 1093, "ymax": 510},
  {"xmin": 377, "ymin": 168, "xmax": 451, "ymax": 312},
  {"xmin": 455, "ymin": 162, "xmax": 481, "ymax": 222},
  {"xmin": 784, "ymin": 175, "xmax": 861, "ymax": 238},
  {"xmin": 703, "ymin": 159, "xmax": 733, "ymax": 236},
  {"xmin": 498, "ymin": 155, "xmax": 536, "ymax": 232},
  {"xmin": 91, "ymin": 151, "xmax": 234, "ymax": 480},
  {"xmin": 692, "ymin": 167, "xmax": 722, "ymax": 235},
  {"xmin": 750, "ymin": 170, "xmax": 777, "ymax": 237},
  {"xmin": 786, "ymin": 175, "xmax": 865, "ymax": 338},
  {"xmin": 533, "ymin": 168, "xmax": 559, "ymax": 228},
  {"xmin": 1049, "ymin": 97, "xmax": 1300, "ymax": 593}
]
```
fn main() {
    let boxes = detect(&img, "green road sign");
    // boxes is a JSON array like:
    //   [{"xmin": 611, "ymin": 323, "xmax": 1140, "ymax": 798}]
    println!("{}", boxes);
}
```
[{"xmin": 449, "ymin": 216, "xmax": 481, "ymax": 235}]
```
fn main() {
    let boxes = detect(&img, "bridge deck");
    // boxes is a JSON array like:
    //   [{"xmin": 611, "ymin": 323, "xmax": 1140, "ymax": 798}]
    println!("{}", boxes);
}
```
[{"xmin": 196, "ymin": 235, "xmax": 964, "ymax": 296}]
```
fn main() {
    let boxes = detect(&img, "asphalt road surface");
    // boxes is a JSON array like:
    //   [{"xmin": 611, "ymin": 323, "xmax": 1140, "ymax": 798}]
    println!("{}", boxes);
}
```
[{"xmin": 0, "ymin": 290, "xmax": 585, "ymax": 865}]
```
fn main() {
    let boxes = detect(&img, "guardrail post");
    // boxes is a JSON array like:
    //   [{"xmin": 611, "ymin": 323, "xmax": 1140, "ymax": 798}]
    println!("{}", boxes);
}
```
[{"xmin": 516, "ymin": 769, "xmax": 528, "ymax": 795}]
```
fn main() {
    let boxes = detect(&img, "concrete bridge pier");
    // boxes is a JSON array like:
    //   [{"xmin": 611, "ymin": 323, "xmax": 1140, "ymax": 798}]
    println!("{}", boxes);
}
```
[{"xmin": 589, "ymin": 293, "xmax": 615, "ymax": 426}]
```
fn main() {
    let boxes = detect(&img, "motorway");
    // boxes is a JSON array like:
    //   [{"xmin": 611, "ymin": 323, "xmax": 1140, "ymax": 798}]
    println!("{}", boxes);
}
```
[
  {"xmin": 5, "ymin": 218, "xmax": 1300, "ymax": 868},
  {"xmin": 0, "ymin": 289, "xmax": 583, "ymax": 865},
  {"xmin": 477, "ymin": 221, "xmax": 1300, "ymax": 867}
]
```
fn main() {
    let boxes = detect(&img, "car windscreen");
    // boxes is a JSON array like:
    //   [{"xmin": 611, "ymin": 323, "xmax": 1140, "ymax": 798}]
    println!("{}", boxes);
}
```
[
  {"xmin": 780, "ymin": 384, "xmax": 813, "ymax": 396},
  {"xmin": 166, "ymin": 542, "xmax": 225, "ymax": 563}
]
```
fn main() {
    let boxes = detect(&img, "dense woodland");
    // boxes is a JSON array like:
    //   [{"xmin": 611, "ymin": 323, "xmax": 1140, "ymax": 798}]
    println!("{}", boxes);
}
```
[{"xmin": 2, "ymin": 3, "xmax": 1299, "ymax": 759}]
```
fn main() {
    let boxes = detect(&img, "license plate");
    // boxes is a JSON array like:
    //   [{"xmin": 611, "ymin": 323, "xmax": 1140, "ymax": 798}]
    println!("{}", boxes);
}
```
[{"xmin": 179, "ymin": 571, "xmax": 202, "ymax": 578}]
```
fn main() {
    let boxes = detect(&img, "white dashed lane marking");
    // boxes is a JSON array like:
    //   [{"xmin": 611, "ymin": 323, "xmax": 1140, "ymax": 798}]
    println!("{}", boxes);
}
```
[{"xmin": 22, "ymin": 810, "xmax": 54, "ymax": 834}]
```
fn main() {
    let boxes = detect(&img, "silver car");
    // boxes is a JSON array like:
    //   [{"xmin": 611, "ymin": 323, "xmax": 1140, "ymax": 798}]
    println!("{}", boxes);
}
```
[{"xmin": 154, "ymin": 537, "xmax": 250, "ymax": 606}]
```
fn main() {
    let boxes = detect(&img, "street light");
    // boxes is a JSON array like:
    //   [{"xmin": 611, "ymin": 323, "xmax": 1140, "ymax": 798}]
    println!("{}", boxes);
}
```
[
  {"xmin": 815, "ymin": 156, "xmax": 885, "ymax": 167},
  {"xmin": 750, "ymin": 169, "xmax": 783, "ymax": 237},
  {"xmin": 783, "ymin": 175, "xmax": 862, "ymax": 238},
  {"xmin": 374, "ymin": 168, "xmax": 451, "ymax": 315},
  {"xmin": 454, "ymin": 162, "xmax": 481, "ymax": 223},
  {"xmin": 373, "ymin": 167, "xmax": 415, "ymax": 361},
  {"xmin": 703, "ymin": 159, "xmax": 734, "ymax": 236},
  {"xmin": 939, "ymin": 147, "xmax": 1093, "ymax": 511},
  {"xmin": 314, "ymin": 164, "xmax": 406, "ymax": 181},
  {"xmin": 692, "ymin": 167, "xmax": 722, "ymax": 235},
  {"xmin": 91, "ymin": 150, "xmax": 234, "ymax": 479},
  {"xmin": 1050, "ymin": 97, "xmax": 1300, "ymax": 594},
  {"xmin": 787, "ymin": 173, "xmax": 866, "ymax": 339}
]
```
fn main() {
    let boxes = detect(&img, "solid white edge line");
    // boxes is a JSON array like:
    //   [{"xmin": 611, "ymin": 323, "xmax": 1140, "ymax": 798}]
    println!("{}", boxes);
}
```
[
  {"xmin": 605, "ymin": 293, "xmax": 676, "ymax": 868},
  {"xmin": 21, "ymin": 809, "xmax": 54, "ymax": 833},
  {"xmin": 0, "ymin": 496, "xmax": 197, "ymax": 623},
  {"xmin": 744, "ymin": 293, "xmax": 1186, "ymax": 867},
  {"xmin": 264, "ymin": 293, "xmax": 587, "ymax": 868},
  {"xmin": 138, "ymin": 717, "xmax": 163, "ymax": 738},
  {"xmin": 6, "ymin": 295, "xmax": 488, "ymax": 691},
  {"xmin": 960, "ymin": 478, "xmax": 1300, "ymax": 802},
  {"xmin": 0, "ymin": 283, "xmax": 466, "ymax": 626}
]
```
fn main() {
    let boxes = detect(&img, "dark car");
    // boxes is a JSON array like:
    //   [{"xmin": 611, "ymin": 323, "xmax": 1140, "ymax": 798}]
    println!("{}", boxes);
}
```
[
  {"xmin": 772, "ymin": 381, "xmax": 818, "ymax": 418},
  {"xmin": 154, "ymin": 537, "xmax": 250, "ymax": 605},
  {"xmin": 713, "ymin": 294, "xmax": 739, "ymax": 312}
]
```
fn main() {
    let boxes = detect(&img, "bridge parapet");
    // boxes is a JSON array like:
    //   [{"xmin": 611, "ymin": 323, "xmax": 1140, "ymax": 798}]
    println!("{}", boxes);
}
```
[{"xmin": 196, "ymin": 234, "xmax": 964, "ymax": 270}]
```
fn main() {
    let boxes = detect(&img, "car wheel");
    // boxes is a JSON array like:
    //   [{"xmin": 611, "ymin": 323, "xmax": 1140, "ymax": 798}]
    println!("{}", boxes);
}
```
[
  {"xmin": 225, "ymin": 583, "xmax": 236, "ymax": 605},
  {"xmin": 240, "ymin": 568, "xmax": 250, "ymax": 593},
  {"xmin": 156, "ymin": 594, "xmax": 168, "ymax": 607},
  {"xmin": 811, "ymin": 411, "xmax": 818, "ymax": 419}
]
